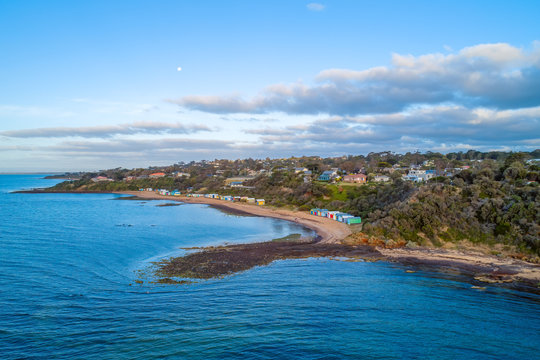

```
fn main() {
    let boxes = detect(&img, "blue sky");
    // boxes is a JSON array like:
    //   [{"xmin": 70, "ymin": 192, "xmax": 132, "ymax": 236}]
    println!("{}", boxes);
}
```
[{"xmin": 1, "ymin": 0, "xmax": 539, "ymax": 171}]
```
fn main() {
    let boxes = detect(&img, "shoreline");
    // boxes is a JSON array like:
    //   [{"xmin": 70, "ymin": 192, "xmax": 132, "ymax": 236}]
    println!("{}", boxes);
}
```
[
  {"xmin": 16, "ymin": 189, "xmax": 540, "ymax": 292},
  {"xmin": 119, "ymin": 191, "xmax": 540, "ymax": 292},
  {"xmin": 117, "ymin": 191, "xmax": 352, "ymax": 244}
]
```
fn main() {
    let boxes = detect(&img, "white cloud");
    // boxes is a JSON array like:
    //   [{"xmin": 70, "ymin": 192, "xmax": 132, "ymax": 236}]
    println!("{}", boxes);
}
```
[
  {"xmin": 172, "ymin": 42, "xmax": 540, "ymax": 116},
  {"xmin": 0, "ymin": 121, "xmax": 212, "ymax": 138},
  {"xmin": 242, "ymin": 105, "xmax": 540, "ymax": 149},
  {"xmin": 307, "ymin": 3, "xmax": 325, "ymax": 11}
]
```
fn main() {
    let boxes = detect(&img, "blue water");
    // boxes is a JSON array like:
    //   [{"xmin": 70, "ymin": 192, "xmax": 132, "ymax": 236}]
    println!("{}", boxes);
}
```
[{"xmin": 0, "ymin": 175, "xmax": 539, "ymax": 359}]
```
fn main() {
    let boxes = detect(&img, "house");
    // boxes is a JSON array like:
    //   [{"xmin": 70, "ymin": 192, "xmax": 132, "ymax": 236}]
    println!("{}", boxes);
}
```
[
  {"xmin": 318, "ymin": 173, "xmax": 331, "ymax": 181},
  {"xmin": 343, "ymin": 174, "xmax": 367, "ymax": 183},
  {"xmin": 346, "ymin": 217, "xmax": 362, "ymax": 225},
  {"xmin": 91, "ymin": 176, "xmax": 113, "ymax": 182},
  {"xmin": 403, "ymin": 169, "xmax": 435, "ymax": 182},
  {"xmin": 174, "ymin": 172, "xmax": 190, "ymax": 178},
  {"xmin": 256, "ymin": 199, "xmax": 265, "ymax": 206},
  {"xmin": 294, "ymin": 167, "xmax": 309, "ymax": 174},
  {"xmin": 373, "ymin": 175, "xmax": 390, "ymax": 182},
  {"xmin": 149, "ymin": 172, "xmax": 166, "ymax": 178},
  {"xmin": 318, "ymin": 170, "xmax": 338, "ymax": 181}
]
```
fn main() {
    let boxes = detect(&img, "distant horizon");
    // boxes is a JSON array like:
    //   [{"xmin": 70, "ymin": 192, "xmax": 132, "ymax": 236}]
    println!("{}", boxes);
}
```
[
  {"xmin": 1, "ymin": 147, "xmax": 537, "ymax": 174},
  {"xmin": 1, "ymin": 1, "xmax": 539, "ymax": 171}
]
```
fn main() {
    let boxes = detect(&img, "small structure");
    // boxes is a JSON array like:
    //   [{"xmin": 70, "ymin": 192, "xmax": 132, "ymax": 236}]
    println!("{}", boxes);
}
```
[
  {"xmin": 404, "ymin": 169, "xmax": 435, "ymax": 182},
  {"xmin": 174, "ymin": 172, "xmax": 190, "ymax": 178},
  {"xmin": 339, "ymin": 214, "xmax": 354, "ymax": 223},
  {"xmin": 343, "ymin": 174, "xmax": 367, "ymax": 183},
  {"xmin": 326, "ymin": 211, "xmax": 340, "ymax": 220},
  {"xmin": 346, "ymin": 217, "xmax": 362, "ymax": 225},
  {"xmin": 318, "ymin": 170, "xmax": 338, "ymax": 181},
  {"xmin": 256, "ymin": 199, "xmax": 265, "ymax": 206},
  {"xmin": 91, "ymin": 176, "xmax": 113, "ymax": 182},
  {"xmin": 149, "ymin": 172, "xmax": 166, "ymax": 178},
  {"xmin": 335, "ymin": 212, "xmax": 352, "ymax": 222},
  {"xmin": 373, "ymin": 175, "xmax": 390, "ymax": 182}
]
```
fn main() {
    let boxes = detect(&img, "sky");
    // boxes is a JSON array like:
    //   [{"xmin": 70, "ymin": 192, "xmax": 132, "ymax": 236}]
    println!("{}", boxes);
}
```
[{"xmin": 1, "ymin": 0, "xmax": 539, "ymax": 172}]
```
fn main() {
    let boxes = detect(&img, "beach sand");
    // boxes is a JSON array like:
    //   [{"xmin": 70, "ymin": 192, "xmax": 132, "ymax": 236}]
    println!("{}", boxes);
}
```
[
  {"xmin": 119, "ymin": 191, "xmax": 540, "ymax": 291},
  {"xmin": 118, "ymin": 191, "xmax": 352, "ymax": 244}
]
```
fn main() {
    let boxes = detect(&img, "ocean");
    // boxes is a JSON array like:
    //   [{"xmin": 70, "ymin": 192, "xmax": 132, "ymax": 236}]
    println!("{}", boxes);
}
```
[{"xmin": 1, "ymin": 175, "xmax": 539, "ymax": 359}]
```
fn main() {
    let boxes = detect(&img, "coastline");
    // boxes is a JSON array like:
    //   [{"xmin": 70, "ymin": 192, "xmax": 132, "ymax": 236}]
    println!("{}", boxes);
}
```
[
  {"xmin": 117, "ymin": 191, "xmax": 352, "ymax": 244},
  {"xmin": 15, "ymin": 189, "xmax": 540, "ymax": 292},
  {"xmin": 118, "ymin": 191, "xmax": 540, "ymax": 292}
]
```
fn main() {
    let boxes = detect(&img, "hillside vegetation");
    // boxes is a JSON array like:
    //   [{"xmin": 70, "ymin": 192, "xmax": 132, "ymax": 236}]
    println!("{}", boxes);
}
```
[{"xmin": 45, "ymin": 151, "xmax": 540, "ymax": 256}]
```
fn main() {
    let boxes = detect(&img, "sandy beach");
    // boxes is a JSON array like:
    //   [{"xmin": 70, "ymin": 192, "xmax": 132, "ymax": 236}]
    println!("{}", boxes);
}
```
[
  {"xmin": 119, "ymin": 191, "xmax": 540, "ymax": 291},
  {"xmin": 117, "ymin": 191, "xmax": 352, "ymax": 244}
]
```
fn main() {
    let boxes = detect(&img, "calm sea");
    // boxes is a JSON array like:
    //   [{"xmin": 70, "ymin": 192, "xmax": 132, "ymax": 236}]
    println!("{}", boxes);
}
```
[{"xmin": 0, "ymin": 175, "xmax": 539, "ymax": 359}]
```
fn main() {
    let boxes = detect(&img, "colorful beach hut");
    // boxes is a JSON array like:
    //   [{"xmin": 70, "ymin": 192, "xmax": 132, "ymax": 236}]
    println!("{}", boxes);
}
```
[
  {"xmin": 346, "ymin": 217, "xmax": 362, "ymax": 225},
  {"xmin": 327, "ymin": 211, "xmax": 340, "ymax": 220}
]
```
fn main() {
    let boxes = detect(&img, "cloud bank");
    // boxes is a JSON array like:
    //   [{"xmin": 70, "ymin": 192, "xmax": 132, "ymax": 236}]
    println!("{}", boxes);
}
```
[
  {"xmin": 0, "ymin": 121, "xmax": 211, "ymax": 138},
  {"xmin": 172, "ymin": 42, "xmax": 540, "ymax": 116}
]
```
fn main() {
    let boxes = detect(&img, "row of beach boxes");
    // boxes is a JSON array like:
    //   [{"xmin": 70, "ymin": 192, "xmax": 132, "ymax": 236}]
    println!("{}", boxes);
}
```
[
  {"xmin": 310, "ymin": 208, "xmax": 361, "ymax": 225},
  {"xmin": 140, "ymin": 188, "xmax": 182, "ymax": 196},
  {"xmin": 187, "ymin": 193, "xmax": 265, "ymax": 205}
]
